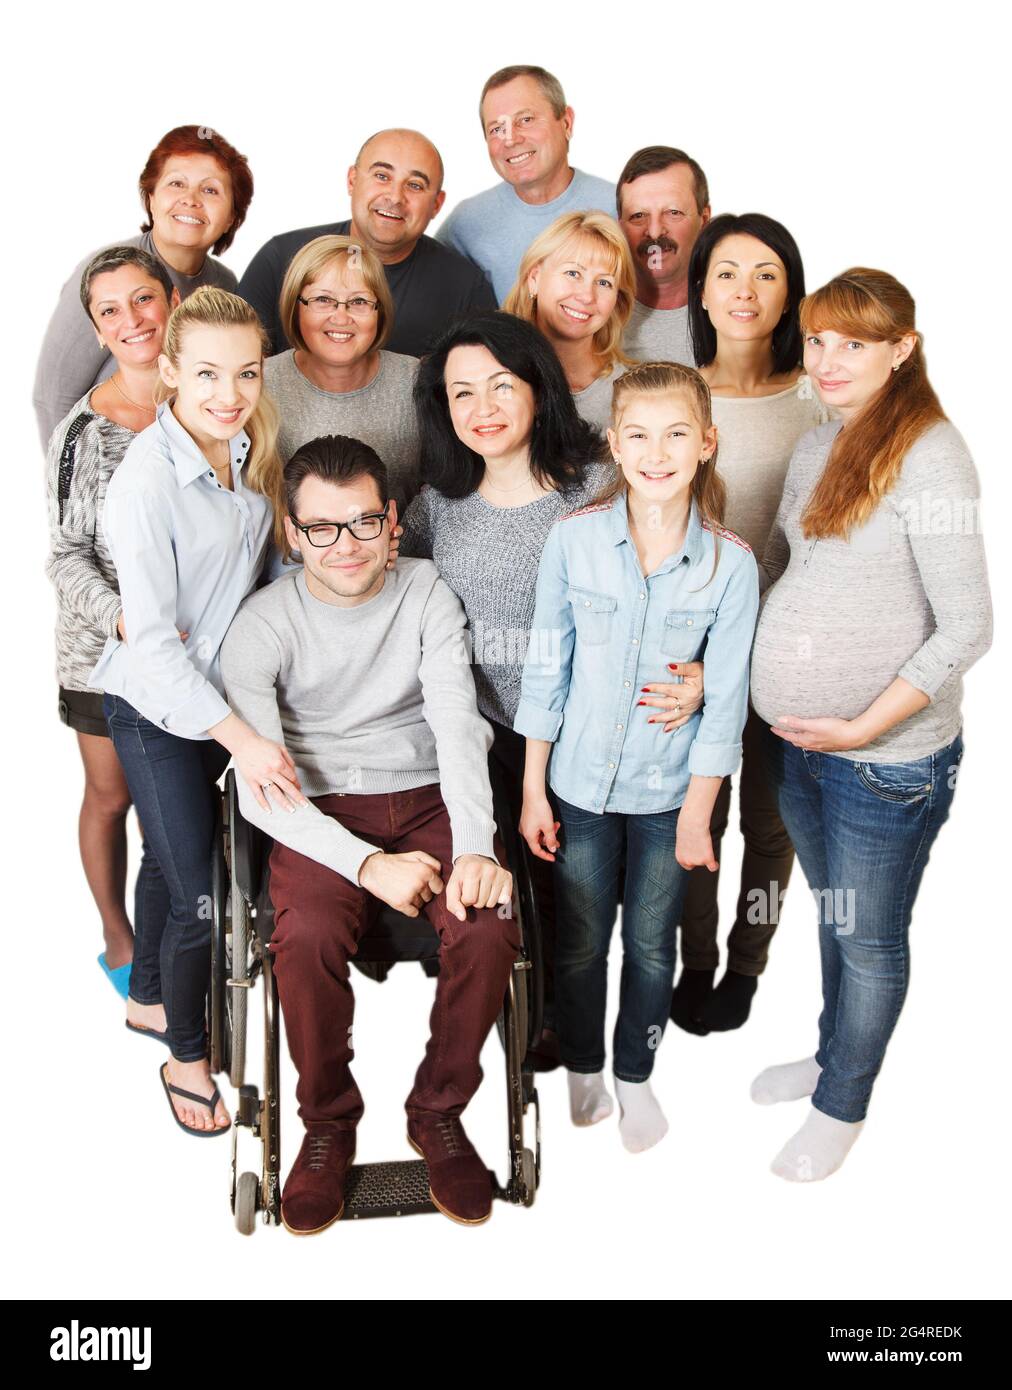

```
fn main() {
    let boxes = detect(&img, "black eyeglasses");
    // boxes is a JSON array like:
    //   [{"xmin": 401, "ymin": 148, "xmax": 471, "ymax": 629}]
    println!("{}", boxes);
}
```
[
  {"xmin": 289, "ymin": 503, "xmax": 390, "ymax": 547},
  {"xmin": 297, "ymin": 294, "xmax": 379, "ymax": 318}
]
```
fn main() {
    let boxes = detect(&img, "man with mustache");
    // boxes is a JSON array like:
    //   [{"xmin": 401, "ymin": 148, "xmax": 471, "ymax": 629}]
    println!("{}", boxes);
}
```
[
  {"xmin": 436, "ymin": 65, "xmax": 614, "ymax": 301},
  {"xmin": 617, "ymin": 146, "xmax": 711, "ymax": 365},
  {"xmin": 237, "ymin": 129, "xmax": 495, "ymax": 357}
]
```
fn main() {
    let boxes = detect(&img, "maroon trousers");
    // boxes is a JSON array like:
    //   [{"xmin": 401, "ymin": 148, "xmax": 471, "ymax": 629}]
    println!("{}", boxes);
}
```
[{"xmin": 267, "ymin": 783, "xmax": 521, "ymax": 1127}]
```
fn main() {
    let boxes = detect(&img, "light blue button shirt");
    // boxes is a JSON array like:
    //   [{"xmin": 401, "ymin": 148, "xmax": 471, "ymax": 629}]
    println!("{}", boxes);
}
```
[
  {"xmin": 514, "ymin": 493, "xmax": 760, "ymax": 814},
  {"xmin": 89, "ymin": 401, "xmax": 274, "ymax": 739}
]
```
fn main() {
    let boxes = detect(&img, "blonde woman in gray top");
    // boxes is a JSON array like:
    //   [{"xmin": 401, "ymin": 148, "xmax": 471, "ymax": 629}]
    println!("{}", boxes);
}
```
[
  {"xmin": 45, "ymin": 246, "xmax": 178, "ymax": 1001},
  {"xmin": 670, "ymin": 213, "xmax": 827, "ymax": 1036},
  {"xmin": 264, "ymin": 236, "xmax": 421, "ymax": 509},
  {"xmin": 502, "ymin": 211, "xmax": 636, "ymax": 431}
]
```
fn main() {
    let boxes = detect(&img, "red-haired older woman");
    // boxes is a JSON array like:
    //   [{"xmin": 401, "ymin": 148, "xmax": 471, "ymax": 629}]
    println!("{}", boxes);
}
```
[{"xmin": 33, "ymin": 125, "xmax": 253, "ymax": 446}]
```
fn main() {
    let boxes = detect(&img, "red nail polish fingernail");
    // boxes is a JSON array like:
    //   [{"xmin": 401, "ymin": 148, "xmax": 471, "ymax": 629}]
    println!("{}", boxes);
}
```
[
  {"xmin": 641, "ymin": 687, "xmax": 651, "ymax": 692},
  {"xmin": 668, "ymin": 663, "xmax": 679, "ymax": 670},
  {"xmin": 637, "ymin": 701, "xmax": 646, "ymax": 706}
]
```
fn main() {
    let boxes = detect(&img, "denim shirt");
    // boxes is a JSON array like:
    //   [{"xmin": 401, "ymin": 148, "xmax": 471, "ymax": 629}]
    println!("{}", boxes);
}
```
[
  {"xmin": 514, "ymin": 493, "xmax": 759, "ymax": 813},
  {"xmin": 88, "ymin": 401, "xmax": 274, "ymax": 739}
]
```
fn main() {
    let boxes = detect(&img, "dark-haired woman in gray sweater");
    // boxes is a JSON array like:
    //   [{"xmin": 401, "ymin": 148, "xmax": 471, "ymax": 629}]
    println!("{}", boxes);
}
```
[
  {"xmin": 749, "ymin": 269, "xmax": 992, "ymax": 1183},
  {"xmin": 45, "ymin": 247, "xmax": 178, "ymax": 1002}
]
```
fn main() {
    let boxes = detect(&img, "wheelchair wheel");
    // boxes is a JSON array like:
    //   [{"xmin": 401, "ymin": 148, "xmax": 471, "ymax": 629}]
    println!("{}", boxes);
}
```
[
  {"xmin": 209, "ymin": 809, "xmax": 231, "ymax": 1078},
  {"xmin": 235, "ymin": 1170, "xmax": 259, "ymax": 1236},
  {"xmin": 224, "ymin": 782, "xmax": 248, "ymax": 1089}
]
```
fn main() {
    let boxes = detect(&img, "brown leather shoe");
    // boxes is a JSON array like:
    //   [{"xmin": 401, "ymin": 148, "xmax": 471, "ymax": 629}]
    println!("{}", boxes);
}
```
[
  {"xmin": 407, "ymin": 1112, "xmax": 492, "ymax": 1225},
  {"xmin": 281, "ymin": 1125, "xmax": 356, "ymax": 1236}
]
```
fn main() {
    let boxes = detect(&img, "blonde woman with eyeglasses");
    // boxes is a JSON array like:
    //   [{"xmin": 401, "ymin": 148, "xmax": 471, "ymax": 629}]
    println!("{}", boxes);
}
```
[{"xmin": 264, "ymin": 235, "xmax": 421, "ymax": 510}]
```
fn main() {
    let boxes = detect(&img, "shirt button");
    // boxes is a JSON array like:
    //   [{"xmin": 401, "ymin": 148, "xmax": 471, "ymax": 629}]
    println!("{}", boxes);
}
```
[
  {"xmin": 632, "ymin": 638, "xmax": 639, "ymax": 645},
  {"xmin": 616, "ymin": 723, "xmax": 623, "ymax": 731},
  {"xmin": 686, "ymin": 618, "xmax": 694, "ymax": 627},
  {"xmin": 608, "ymin": 762, "xmax": 615, "ymax": 769},
  {"xmin": 584, "ymin": 600, "xmax": 591, "ymax": 608},
  {"xmin": 207, "ymin": 470, "xmax": 213, "ymax": 478},
  {"xmin": 638, "ymin": 592, "xmax": 646, "ymax": 600},
  {"xmin": 623, "ymin": 680, "xmax": 630, "ymax": 688}
]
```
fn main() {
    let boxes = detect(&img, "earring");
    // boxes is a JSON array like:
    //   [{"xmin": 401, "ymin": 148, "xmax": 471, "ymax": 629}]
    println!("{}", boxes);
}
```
[{"xmin": 892, "ymin": 363, "xmax": 901, "ymax": 372}]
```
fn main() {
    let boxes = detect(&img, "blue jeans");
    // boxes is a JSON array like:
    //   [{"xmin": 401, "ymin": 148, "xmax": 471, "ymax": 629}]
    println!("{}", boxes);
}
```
[
  {"xmin": 553, "ymin": 795, "xmax": 688, "ymax": 1082},
  {"xmin": 767, "ymin": 732, "xmax": 963, "ymax": 1123},
  {"xmin": 104, "ymin": 694, "xmax": 230, "ymax": 1061}
]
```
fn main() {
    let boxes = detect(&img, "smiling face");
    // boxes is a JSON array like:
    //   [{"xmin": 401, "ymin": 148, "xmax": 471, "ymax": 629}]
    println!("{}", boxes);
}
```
[
  {"xmin": 444, "ymin": 343, "xmax": 537, "ymax": 463},
  {"xmin": 481, "ymin": 75, "xmax": 573, "ymax": 195},
  {"xmin": 159, "ymin": 322, "xmax": 263, "ymax": 446},
  {"xmin": 702, "ymin": 233, "xmax": 789, "ymax": 344},
  {"xmin": 347, "ymin": 131, "xmax": 445, "ymax": 260},
  {"xmin": 528, "ymin": 235, "xmax": 619, "ymax": 345},
  {"xmin": 803, "ymin": 328, "xmax": 916, "ymax": 419},
  {"xmin": 284, "ymin": 473, "xmax": 391, "ymax": 606},
  {"xmin": 619, "ymin": 164, "xmax": 709, "ymax": 291},
  {"xmin": 607, "ymin": 390, "xmax": 716, "ymax": 504},
  {"xmin": 297, "ymin": 257, "xmax": 379, "ymax": 368},
  {"xmin": 88, "ymin": 265, "xmax": 177, "ymax": 365},
  {"xmin": 148, "ymin": 153, "xmax": 234, "ymax": 254}
]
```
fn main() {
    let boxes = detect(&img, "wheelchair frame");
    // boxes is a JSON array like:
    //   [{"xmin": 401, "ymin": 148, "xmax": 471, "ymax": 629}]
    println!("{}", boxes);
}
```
[{"xmin": 209, "ymin": 766, "xmax": 543, "ymax": 1233}]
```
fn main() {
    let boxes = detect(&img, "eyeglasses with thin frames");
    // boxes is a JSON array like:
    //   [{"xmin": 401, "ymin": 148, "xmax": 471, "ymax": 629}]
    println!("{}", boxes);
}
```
[{"xmin": 297, "ymin": 294, "xmax": 379, "ymax": 318}]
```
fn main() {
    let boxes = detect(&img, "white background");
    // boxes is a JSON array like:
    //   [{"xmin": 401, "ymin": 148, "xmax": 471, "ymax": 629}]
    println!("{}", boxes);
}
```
[{"xmin": 2, "ymin": 0, "xmax": 1007, "ymax": 1303}]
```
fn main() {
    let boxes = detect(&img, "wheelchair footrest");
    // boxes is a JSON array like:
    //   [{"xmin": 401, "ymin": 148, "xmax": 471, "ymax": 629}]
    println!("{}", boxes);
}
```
[{"xmin": 344, "ymin": 1160, "xmax": 436, "ymax": 1218}]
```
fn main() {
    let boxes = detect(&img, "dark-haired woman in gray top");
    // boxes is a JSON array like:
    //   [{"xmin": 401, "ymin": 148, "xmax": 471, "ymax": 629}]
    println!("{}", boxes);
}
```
[{"xmin": 45, "ymin": 247, "xmax": 177, "ymax": 1003}]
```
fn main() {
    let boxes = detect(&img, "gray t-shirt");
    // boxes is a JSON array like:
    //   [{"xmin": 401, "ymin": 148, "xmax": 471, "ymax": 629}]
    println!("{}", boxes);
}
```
[
  {"xmin": 264, "ymin": 349, "xmax": 421, "ymax": 507},
  {"xmin": 220, "ymin": 560, "xmax": 497, "ymax": 885},
  {"xmin": 572, "ymin": 362, "xmax": 626, "ymax": 432},
  {"xmin": 622, "ymin": 300, "xmax": 694, "ymax": 366},
  {"xmin": 712, "ymin": 377, "xmax": 829, "ymax": 558},
  {"xmin": 400, "ymin": 463, "xmax": 614, "ymax": 726},
  {"xmin": 751, "ymin": 419, "xmax": 992, "ymax": 761},
  {"xmin": 33, "ymin": 230, "xmax": 237, "ymax": 448}
]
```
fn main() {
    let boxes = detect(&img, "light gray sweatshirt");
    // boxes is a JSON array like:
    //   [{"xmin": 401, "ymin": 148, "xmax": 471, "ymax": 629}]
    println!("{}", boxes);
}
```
[
  {"xmin": 219, "ymin": 560, "xmax": 497, "ymax": 884},
  {"xmin": 751, "ymin": 419, "xmax": 992, "ymax": 761}
]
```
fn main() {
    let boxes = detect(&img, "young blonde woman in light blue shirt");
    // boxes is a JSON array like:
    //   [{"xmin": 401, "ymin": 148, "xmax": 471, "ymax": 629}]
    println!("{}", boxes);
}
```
[
  {"xmin": 90, "ymin": 287, "xmax": 307, "ymax": 1137},
  {"xmin": 515, "ymin": 361, "xmax": 759, "ymax": 1153}
]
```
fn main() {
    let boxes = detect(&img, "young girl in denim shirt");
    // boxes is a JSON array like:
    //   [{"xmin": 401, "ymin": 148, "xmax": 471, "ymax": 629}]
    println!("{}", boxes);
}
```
[{"xmin": 515, "ymin": 362, "xmax": 759, "ymax": 1151}]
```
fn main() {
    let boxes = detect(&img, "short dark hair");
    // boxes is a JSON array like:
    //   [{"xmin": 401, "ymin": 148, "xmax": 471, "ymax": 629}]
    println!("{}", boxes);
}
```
[
  {"xmin": 284, "ymin": 434, "xmax": 389, "ymax": 516},
  {"xmin": 479, "ymin": 64, "xmax": 567, "ymax": 127},
  {"xmin": 79, "ymin": 244, "xmax": 175, "ymax": 321},
  {"xmin": 687, "ymin": 212, "xmax": 807, "ymax": 375},
  {"xmin": 616, "ymin": 146, "xmax": 710, "ymax": 218},
  {"xmin": 414, "ymin": 310, "xmax": 602, "ymax": 499}
]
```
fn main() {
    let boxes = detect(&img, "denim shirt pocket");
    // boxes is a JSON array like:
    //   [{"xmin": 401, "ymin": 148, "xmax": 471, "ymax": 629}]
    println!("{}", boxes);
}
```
[
  {"xmin": 660, "ymin": 608, "xmax": 717, "ymax": 662},
  {"xmin": 570, "ymin": 586, "xmax": 618, "ymax": 646},
  {"xmin": 854, "ymin": 755, "xmax": 934, "ymax": 804}
]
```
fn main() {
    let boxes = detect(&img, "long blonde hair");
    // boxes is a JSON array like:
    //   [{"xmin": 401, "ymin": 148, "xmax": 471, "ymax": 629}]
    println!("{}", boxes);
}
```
[
  {"xmin": 596, "ymin": 361, "xmax": 727, "ymax": 584},
  {"xmin": 799, "ymin": 268, "xmax": 946, "ymax": 540},
  {"xmin": 157, "ymin": 286, "xmax": 287, "ymax": 554},
  {"xmin": 503, "ymin": 211, "xmax": 636, "ymax": 373}
]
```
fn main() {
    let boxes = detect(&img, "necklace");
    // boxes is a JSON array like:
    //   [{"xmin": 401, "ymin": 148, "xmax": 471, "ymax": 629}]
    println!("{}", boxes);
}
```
[
  {"xmin": 110, "ymin": 374, "xmax": 156, "ymax": 414},
  {"xmin": 482, "ymin": 472, "xmax": 535, "ymax": 494}
]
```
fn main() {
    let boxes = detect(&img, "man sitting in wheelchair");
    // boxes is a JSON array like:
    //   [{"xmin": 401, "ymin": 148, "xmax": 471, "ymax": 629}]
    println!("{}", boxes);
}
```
[{"xmin": 220, "ymin": 433, "xmax": 520, "ymax": 1233}]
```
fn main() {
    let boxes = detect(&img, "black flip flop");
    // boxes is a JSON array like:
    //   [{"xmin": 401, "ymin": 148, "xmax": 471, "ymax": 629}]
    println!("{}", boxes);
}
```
[
  {"xmin": 126, "ymin": 1019, "xmax": 171, "ymax": 1048},
  {"xmin": 159, "ymin": 1063, "xmax": 230, "ymax": 1138}
]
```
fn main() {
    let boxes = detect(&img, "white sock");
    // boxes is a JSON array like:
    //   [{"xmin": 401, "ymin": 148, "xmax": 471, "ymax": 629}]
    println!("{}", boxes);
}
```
[
  {"xmin": 615, "ymin": 1077, "xmax": 668, "ymax": 1153},
  {"xmin": 567, "ymin": 1070, "xmax": 614, "ymax": 1127},
  {"xmin": 771, "ymin": 1105, "xmax": 864, "ymax": 1182},
  {"xmin": 750, "ymin": 1056, "xmax": 822, "ymax": 1106}
]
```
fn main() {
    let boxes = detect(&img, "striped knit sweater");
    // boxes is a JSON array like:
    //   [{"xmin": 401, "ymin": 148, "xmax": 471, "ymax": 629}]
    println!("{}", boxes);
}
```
[{"xmin": 45, "ymin": 394, "xmax": 134, "ymax": 692}]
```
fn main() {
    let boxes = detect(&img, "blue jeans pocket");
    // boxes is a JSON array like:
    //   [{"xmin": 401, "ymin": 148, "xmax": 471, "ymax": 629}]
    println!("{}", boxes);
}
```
[{"xmin": 854, "ymin": 755, "xmax": 933, "ymax": 804}]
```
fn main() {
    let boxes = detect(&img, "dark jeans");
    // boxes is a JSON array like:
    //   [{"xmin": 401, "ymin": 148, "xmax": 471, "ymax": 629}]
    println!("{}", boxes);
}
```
[
  {"xmin": 768, "ymin": 732, "xmax": 963, "ymax": 1123},
  {"xmin": 103, "ymin": 694, "xmax": 230, "ymax": 1061},
  {"xmin": 678, "ymin": 706, "xmax": 796, "ymax": 975},
  {"xmin": 553, "ymin": 795, "xmax": 687, "ymax": 1082},
  {"xmin": 267, "ymin": 783, "xmax": 521, "ymax": 1127},
  {"xmin": 489, "ymin": 719, "xmax": 557, "ymax": 1029}
]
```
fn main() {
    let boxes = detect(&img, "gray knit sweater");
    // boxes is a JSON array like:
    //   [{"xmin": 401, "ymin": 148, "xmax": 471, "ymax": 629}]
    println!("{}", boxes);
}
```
[
  {"xmin": 400, "ymin": 463, "xmax": 614, "ymax": 726},
  {"xmin": 220, "ymin": 561, "xmax": 496, "ymax": 884},
  {"xmin": 45, "ymin": 393, "xmax": 133, "ymax": 691},
  {"xmin": 751, "ymin": 419, "xmax": 992, "ymax": 760}
]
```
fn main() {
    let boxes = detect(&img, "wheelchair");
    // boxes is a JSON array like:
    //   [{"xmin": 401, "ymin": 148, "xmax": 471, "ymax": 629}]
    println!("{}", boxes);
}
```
[{"xmin": 208, "ymin": 763, "xmax": 544, "ymax": 1233}]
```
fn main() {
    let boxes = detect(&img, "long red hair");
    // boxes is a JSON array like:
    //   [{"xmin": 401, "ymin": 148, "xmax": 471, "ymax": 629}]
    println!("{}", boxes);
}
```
[{"xmin": 799, "ymin": 268, "xmax": 946, "ymax": 540}]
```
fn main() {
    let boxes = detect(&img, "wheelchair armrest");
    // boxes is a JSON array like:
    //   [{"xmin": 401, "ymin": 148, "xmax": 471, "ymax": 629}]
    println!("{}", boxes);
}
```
[{"xmin": 226, "ymin": 769, "xmax": 269, "ymax": 905}]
